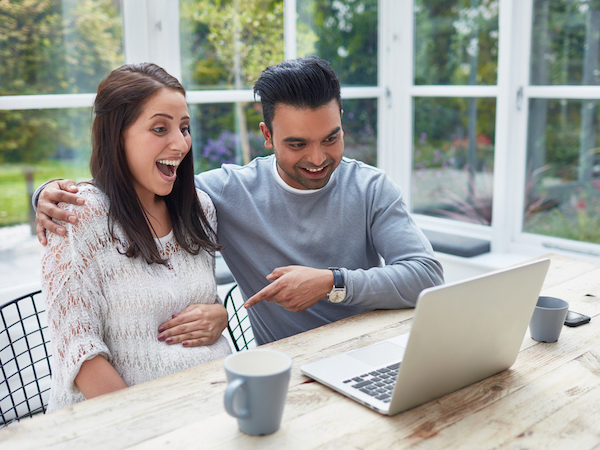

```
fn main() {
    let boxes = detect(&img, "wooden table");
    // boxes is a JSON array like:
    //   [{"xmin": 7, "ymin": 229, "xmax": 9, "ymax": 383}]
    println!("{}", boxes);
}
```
[{"xmin": 2, "ymin": 254, "xmax": 600, "ymax": 449}]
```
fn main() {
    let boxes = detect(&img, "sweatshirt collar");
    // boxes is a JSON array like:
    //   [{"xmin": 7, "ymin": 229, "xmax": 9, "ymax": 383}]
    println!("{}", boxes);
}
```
[{"xmin": 271, "ymin": 155, "xmax": 337, "ymax": 195}]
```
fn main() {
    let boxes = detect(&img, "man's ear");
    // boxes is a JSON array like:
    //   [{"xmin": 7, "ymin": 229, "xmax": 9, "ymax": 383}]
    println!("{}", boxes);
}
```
[{"xmin": 259, "ymin": 122, "xmax": 274, "ymax": 149}]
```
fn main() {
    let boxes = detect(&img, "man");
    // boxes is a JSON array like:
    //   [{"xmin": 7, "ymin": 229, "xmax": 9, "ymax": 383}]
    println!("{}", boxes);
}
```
[{"xmin": 35, "ymin": 57, "xmax": 444, "ymax": 345}]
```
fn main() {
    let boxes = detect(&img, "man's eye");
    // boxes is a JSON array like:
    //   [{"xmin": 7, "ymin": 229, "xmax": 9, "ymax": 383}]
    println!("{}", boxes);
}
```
[{"xmin": 325, "ymin": 136, "xmax": 338, "ymax": 143}]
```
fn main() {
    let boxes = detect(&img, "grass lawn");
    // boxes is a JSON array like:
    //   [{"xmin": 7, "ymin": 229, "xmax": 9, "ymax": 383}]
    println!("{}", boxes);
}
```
[{"xmin": 0, "ymin": 162, "xmax": 90, "ymax": 228}]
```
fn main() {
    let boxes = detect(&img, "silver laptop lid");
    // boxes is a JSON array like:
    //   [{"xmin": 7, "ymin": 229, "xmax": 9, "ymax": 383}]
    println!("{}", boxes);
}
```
[
  {"xmin": 301, "ymin": 258, "xmax": 550, "ymax": 416},
  {"xmin": 388, "ymin": 258, "xmax": 550, "ymax": 414}
]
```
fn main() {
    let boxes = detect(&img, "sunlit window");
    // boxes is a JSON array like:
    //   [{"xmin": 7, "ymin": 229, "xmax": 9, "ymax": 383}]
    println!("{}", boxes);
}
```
[{"xmin": 0, "ymin": 0, "xmax": 122, "ymax": 228}]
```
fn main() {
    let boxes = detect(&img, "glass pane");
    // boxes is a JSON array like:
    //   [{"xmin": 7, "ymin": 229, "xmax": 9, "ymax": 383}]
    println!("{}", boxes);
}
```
[
  {"xmin": 414, "ymin": 0, "xmax": 499, "ymax": 86},
  {"xmin": 191, "ymin": 102, "xmax": 268, "ymax": 171},
  {"xmin": 0, "ymin": 0, "xmax": 123, "ymax": 95},
  {"xmin": 297, "ymin": 0, "xmax": 378, "ymax": 86},
  {"xmin": 412, "ymin": 97, "xmax": 496, "ymax": 224},
  {"xmin": 524, "ymin": 99, "xmax": 600, "ymax": 244},
  {"xmin": 180, "ymin": 0, "xmax": 284, "ymax": 90},
  {"xmin": 531, "ymin": 0, "xmax": 600, "ymax": 86},
  {"xmin": 342, "ymin": 98, "xmax": 377, "ymax": 166},
  {"xmin": 0, "ymin": 108, "xmax": 92, "ymax": 228},
  {"xmin": 191, "ymin": 98, "xmax": 377, "ymax": 172}
]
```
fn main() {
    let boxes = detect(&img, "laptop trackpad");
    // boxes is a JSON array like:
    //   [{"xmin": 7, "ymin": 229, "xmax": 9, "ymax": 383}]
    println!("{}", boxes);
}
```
[{"xmin": 347, "ymin": 341, "xmax": 406, "ymax": 367}]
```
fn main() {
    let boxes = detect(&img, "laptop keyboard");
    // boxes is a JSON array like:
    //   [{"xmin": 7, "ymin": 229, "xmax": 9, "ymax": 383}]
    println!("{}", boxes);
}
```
[{"xmin": 343, "ymin": 362, "xmax": 400, "ymax": 403}]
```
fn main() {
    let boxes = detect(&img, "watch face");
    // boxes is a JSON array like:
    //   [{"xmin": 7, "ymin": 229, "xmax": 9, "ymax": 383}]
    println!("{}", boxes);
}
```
[{"xmin": 329, "ymin": 289, "xmax": 346, "ymax": 303}]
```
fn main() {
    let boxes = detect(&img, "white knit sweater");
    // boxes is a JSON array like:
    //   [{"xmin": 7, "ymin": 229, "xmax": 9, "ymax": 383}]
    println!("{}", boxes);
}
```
[{"xmin": 41, "ymin": 184, "xmax": 231, "ymax": 412}]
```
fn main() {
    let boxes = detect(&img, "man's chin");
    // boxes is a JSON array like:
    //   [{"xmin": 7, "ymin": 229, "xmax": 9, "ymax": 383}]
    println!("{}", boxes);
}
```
[{"xmin": 296, "ymin": 175, "xmax": 331, "ymax": 190}]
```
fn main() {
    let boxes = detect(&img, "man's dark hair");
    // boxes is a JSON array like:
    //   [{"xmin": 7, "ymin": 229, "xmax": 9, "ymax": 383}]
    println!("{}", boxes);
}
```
[
  {"xmin": 90, "ymin": 62, "xmax": 221, "ymax": 265},
  {"xmin": 253, "ymin": 56, "xmax": 342, "ymax": 133}
]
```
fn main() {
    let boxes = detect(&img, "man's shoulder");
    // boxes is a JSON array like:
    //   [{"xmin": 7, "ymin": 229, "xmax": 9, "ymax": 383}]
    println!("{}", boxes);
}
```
[
  {"xmin": 337, "ymin": 157, "xmax": 390, "ymax": 183},
  {"xmin": 196, "ymin": 155, "xmax": 274, "ymax": 186}
]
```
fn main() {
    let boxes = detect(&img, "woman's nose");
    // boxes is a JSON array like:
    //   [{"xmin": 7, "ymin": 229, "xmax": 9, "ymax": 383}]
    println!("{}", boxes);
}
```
[{"xmin": 170, "ymin": 130, "xmax": 190, "ymax": 152}]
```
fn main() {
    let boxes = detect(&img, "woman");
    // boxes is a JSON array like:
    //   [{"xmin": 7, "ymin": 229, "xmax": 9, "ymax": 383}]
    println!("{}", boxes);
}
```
[{"xmin": 41, "ymin": 63, "xmax": 232, "ymax": 412}]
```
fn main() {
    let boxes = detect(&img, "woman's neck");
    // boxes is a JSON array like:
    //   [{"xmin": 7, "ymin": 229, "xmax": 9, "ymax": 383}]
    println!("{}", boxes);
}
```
[{"xmin": 140, "ymin": 195, "xmax": 172, "ymax": 239}]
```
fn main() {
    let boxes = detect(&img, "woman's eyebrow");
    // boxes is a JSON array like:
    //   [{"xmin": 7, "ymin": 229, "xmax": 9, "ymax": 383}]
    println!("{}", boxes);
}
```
[
  {"xmin": 150, "ymin": 113, "xmax": 173, "ymax": 120},
  {"xmin": 150, "ymin": 113, "xmax": 191, "ymax": 121}
]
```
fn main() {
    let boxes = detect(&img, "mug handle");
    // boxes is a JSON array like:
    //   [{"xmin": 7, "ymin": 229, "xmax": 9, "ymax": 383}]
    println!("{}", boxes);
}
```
[{"xmin": 224, "ymin": 378, "xmax": 250, "ymax": 419}]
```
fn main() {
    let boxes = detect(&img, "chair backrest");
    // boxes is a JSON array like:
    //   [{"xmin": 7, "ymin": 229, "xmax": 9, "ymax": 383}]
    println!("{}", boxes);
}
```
[
  {"xmin": 0, "ymin": 290, "xmax": 52, "ymax": 427},
  {"xmin": 223, "ymin": 285, "xmax": 255, "ymax": 351}
]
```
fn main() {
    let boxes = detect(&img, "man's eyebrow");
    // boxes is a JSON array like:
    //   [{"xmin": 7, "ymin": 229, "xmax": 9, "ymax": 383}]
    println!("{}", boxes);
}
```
[
  {"xmin": 283, "ymin": 136, "xmax": 307, "ymax": 143},
  {"xmin": 282, "ymin": 127, "xmax": 341, "ymax": 143},
  {"xmin": 326, "ymin": 126, "xmax": 342, "ymax": 137}
]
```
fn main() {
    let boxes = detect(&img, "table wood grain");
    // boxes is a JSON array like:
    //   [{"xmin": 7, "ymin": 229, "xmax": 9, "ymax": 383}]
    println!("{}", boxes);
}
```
[{"xmin": 2, "ymin": 254, "xmax": 600, "ymax": 449}]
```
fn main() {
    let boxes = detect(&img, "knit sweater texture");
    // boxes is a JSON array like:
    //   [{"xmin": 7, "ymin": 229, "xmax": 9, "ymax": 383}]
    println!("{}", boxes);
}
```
[{"xmin": 42, "ymin": 185, "xmax": 231, "ymax": 412}]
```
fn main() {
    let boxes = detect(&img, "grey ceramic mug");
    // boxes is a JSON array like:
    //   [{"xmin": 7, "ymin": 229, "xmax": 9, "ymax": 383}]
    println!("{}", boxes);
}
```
[
  {"xmin": 529, "ymin": 296, "xmax": 569, "ymax": 343},
  {"xmin": 223, "ymin": 349, "xmax": 292, "ymax": 436}
]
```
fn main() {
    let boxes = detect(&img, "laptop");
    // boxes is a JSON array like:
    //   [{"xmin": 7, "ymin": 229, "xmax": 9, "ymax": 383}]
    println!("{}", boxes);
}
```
[{"xmin": 301, "ymin": 258, "xmax": 550, "ymax": 415}]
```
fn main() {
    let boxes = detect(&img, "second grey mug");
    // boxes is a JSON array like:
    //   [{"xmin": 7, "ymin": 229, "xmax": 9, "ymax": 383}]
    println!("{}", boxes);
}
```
[{"xmin": 529, "ymin": 296, "xmax": 569, "ymax": 343}]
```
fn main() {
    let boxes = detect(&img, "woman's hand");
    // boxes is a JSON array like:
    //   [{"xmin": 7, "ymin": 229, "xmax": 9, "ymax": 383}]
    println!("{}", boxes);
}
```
[{"xmin": 158, "ymin": 302, "xmax": 229, "ymax": 347}]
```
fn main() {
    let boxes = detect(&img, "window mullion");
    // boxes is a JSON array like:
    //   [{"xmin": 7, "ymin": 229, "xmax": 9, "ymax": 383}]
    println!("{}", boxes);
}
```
[
  {"xmin": 509, "ymin": 0, "xmax": 537, "ymax": 252},
  {"xmin": 490, "ymin": 0, "xmax": 531, "ymax": 253},
  {"xmin": 284, "ymin": 0, "xmax": 297, "ymax": 60},
  {"xmin": 379, "ymin": 0, "xmax": 413, "ymax": 207},
  {"xmin": 123, "ymin": 0, "xmax": 182, "ymax": 80}
]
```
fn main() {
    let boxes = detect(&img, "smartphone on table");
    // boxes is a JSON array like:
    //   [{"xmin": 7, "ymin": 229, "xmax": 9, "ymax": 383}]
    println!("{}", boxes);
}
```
[{"xmin": 564, "ymin": 310, "xmax": 591, "ymax": 327}]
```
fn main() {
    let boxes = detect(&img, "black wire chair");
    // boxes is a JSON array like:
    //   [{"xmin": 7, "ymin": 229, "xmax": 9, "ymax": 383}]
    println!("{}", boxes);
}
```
[
  {"xmin": 0, "ymin": 290, "xmax": 52, "ymax": 427},
  {"xmin": 223, "ymin": 284, "xmax": 255, "ymax": 351}
]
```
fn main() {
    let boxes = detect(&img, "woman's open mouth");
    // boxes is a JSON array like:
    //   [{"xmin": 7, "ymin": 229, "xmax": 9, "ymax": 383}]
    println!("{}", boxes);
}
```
[{"xmin": 156, "ymin": 159, "xmax": 181, "ymax": 180}]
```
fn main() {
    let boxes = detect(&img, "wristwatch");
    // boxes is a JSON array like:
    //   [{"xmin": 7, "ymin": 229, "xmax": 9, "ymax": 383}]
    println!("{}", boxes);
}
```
[{"xmin": 327, "ymin": 267, "xmax": 346, "ymax": 303}]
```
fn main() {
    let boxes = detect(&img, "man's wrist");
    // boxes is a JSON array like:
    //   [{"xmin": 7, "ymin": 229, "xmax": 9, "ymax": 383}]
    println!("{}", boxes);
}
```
[{"xmin": 327, "ymin": 267, "xmax": 347, "ymax": 303}]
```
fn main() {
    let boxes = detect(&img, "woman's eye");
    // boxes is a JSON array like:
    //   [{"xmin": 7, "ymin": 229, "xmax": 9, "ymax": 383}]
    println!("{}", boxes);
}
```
[
  {"xmin": 181, "ymin": 126, "xmax": 190, "ymax": 136},
  {"xmin": 152, "ymin": 127, "xmax": 167, "ymax": 133}
]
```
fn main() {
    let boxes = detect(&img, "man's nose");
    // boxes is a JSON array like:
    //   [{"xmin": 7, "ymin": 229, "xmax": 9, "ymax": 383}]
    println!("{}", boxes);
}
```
[{"xmin": 304, "ymin": 144, "xmax": 327, "ymax": 166}]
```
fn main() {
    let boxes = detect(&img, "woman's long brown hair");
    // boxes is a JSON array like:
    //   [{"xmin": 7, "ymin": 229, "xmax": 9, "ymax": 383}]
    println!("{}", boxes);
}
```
[{"xmin": 90, "ymin": 63, "xmax": 221, "ymax": 264}]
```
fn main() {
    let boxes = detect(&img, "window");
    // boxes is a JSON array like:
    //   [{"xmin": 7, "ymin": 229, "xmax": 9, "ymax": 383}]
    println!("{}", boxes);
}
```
[
  {"xmin": 524, "ymin": 0, "xmax": 600, "ymax": 247},
  {"xmin": 0, "ymin": 0, "xmax": 122, "ymax": 226},
  {"xmin": 412, "ymin": 1, "xmax": 498, "ymax": 227},
  {"xmin": 1, "ymin": 0, "xmax": 599, "ymax": 259},
  {"xmin": 403, "ymin": 0, "xmax": 600, "ymax": 257},
  {"xmin": 179, "ymin": 0, "xmax": 379, "ymax": 169}
]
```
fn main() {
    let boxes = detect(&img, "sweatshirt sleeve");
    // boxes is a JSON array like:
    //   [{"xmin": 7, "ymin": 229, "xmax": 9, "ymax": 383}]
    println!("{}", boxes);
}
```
[
  {"xmin": 42, "ymin": 190, "xmax": 111, "ymax": 400},
  {"xmin": 342, "ymin": 174, "xmax": 444, "ymax": 309}
]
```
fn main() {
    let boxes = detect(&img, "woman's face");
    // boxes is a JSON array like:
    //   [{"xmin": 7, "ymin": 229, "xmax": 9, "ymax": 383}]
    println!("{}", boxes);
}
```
[{"xmin": 122, "ymin": 88, "xmax": 191, "ymax": 206}]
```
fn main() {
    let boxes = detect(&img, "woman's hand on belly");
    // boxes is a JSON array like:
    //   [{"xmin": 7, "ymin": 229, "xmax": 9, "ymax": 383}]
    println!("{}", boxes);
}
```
[{"xmin": 157, "ymin": 302, "xmax": 228, "ymax": 347}]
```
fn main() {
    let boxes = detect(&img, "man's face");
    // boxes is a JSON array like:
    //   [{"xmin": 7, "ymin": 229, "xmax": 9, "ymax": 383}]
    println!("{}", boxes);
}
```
[{"xmin": 260, "ymin": 99, "xmax": 344, "ymax": 190}]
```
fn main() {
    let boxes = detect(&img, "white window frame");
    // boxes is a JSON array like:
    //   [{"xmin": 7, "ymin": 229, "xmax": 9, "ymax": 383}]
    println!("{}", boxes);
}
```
[
  {"xmin": 1, "ymin": 0, "xmax": 599, "ymax": 261},
  {"xmin": 385, "ymin": 0, "xmax": 600, "ymax": 261}
]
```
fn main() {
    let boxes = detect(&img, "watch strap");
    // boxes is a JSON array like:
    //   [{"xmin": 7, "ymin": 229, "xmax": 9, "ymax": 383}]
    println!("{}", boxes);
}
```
[{"xmin": 329, "ymin": 267, "xmax": 344, "ymax": 288}]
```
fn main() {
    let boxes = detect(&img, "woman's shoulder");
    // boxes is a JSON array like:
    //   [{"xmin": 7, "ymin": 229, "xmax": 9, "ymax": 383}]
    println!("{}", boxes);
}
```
[
  {"xmin": 46, "ymin": 184, "xmax": 111, "ymax": 252},
  {"xmin": 59, "ymin": 184, "xmax": 109, "ymax": 224},
  {"xmin": 196, "ymin": 188, "xmax": 215, "ymax": 212},
  {"xmin": 195, "ymin": 188, "xmax": 217, "ymax": 229},
  {"xmin": 195, "ymin": 188, "xmax": 212, "ymax": 205}
]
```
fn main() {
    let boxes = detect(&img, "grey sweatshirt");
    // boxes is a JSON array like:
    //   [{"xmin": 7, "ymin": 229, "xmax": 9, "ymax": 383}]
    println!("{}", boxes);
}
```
[{"xmin": 196, "ymin": 155, "xmax": 444, "ymax": 345}]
